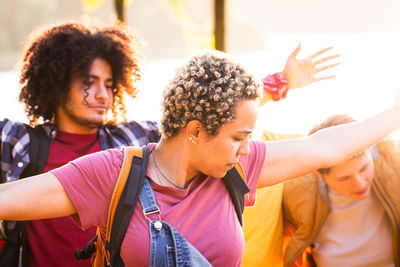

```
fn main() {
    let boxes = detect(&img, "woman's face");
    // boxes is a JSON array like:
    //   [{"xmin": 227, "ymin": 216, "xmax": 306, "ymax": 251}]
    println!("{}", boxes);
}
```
[{"xmin": 194, "ymin": 99, "xmax": 259, "ymax": 178}]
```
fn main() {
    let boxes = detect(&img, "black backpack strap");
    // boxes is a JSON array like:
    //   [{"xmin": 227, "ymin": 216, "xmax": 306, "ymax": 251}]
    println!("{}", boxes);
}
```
[
  {"xmin": 21, "ymin": 125, "xmax": 51, "ymax": 266},
  {"xmin": 20, "ymin": 125, "xmax": 51, "ymax": 178},
  {"xmin": 73, "ymin": 235, "xmax": 98, "ymax": 260},
  {"xmin": 0, "ymin": 125, "xmax": 51, "ymax": 267},
  {"xmin": 222, "ymin": 166, "xmax": 250, "ymax": 226},
  {"xmin": 107, "ymin": 145, "xmax": 150, "ymax": 267}
]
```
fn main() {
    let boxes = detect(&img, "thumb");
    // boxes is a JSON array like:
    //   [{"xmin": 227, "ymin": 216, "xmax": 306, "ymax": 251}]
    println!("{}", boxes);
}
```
[{"xmin": 288, "ymin": 41, "xmax": 301, "ymax": 59}]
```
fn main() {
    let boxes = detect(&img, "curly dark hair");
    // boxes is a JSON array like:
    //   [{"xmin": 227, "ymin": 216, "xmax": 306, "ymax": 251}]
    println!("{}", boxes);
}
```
[
  {"xmin": 18, "ymin": 22, "xmax": 141, "ymax": 125},
  {"xmin": 161, "ymin": 50, "xmax": 260, "ymax": 138}
]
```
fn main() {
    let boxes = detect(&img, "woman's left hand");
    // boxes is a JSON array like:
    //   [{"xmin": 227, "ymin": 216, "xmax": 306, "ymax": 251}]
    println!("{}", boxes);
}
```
[{"xmin": 283, "ymin": 42, "xmax": 340, "ymax": 89}]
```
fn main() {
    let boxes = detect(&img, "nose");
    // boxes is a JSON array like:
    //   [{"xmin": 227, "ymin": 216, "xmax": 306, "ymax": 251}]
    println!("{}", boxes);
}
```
[
  {"xmin": 238, "ymin": 138, "xmax": 250, "ymax": 156},
  {"xmin": 353, "ymin": 173, "xmax": 367, "ymax": 189},
  {"xmin": 95, "ymin": 82, "xmax": 110, "ymax": 102}
]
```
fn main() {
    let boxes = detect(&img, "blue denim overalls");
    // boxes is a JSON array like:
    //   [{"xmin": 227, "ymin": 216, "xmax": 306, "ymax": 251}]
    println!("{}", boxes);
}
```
[{"xmin": 139, "ymin": 178, "xmax": 212, "ymax": 267}]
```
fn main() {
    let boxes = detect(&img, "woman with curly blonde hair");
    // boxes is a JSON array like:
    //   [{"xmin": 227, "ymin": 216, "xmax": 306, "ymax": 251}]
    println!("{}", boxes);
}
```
[{"xmin": 0, "ymin": 50, "xmax": 399, "ymax": 266}]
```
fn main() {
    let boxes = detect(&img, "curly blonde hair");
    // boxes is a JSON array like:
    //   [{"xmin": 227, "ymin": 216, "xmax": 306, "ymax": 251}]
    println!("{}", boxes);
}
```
[{"xmin": 161, "ymin": 50, "xmax": 260, "ymax": 138}]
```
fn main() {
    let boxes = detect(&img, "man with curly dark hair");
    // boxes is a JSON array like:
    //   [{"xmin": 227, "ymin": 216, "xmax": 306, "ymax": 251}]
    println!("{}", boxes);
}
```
[
  {"xmin": 19, "ymin": 22, "xmax": 141, "ymax": 126},
  {"xmin": 0, "ymin": 21, "xmax": 338, "ymax": 267},
  {"xmin": 0, "ymin": 22, "xmax": 160, "ymax": 267}
]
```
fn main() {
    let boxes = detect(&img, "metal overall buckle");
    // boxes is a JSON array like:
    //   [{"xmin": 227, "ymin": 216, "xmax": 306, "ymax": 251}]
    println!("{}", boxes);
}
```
[{"xmin": 143, "ymin": 208, "xmax": 163, "ymax": 231}]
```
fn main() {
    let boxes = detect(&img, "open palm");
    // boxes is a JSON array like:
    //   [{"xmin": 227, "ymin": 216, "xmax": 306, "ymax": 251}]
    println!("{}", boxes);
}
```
[{"xmin": 283, "ymin": 42, "xmax": 340, "ymax": 89}]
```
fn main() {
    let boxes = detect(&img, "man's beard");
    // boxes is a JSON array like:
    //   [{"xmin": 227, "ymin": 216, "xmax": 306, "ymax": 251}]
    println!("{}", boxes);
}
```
[{"xmin": 62, "ymin": 102, "xmax": 104, "ymax": 129}]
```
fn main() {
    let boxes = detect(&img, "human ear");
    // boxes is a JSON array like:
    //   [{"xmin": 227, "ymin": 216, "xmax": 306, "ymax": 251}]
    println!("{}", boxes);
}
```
[{"xmin": 186, "ymin": 120, "xmax": 202, "ymax": 143}]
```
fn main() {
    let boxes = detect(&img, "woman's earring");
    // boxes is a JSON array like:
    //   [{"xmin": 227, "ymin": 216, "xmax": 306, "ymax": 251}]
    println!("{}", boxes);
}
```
[{"xmin": 189, "ymin": 137, "xmax": 196, "ymax": 143}]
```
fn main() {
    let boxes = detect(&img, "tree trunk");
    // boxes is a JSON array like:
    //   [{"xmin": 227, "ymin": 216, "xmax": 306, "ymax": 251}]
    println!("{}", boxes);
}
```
[
  {"xmin": 214, "ymin": 0, "xmax": 225, "ymax": 52},
  {"xmin": 115, "ymin": 0, "xmax": 125, "ymax": 23}
]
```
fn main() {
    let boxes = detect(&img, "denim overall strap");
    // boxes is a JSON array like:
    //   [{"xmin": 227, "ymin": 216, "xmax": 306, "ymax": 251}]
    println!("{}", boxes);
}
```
[
  {"xmin": 139, "ymin": 178, "xmax": 161, "ymax": 219},
  {"xmin": 139, "ymin": 178, "xmax": 212, "ymax": 267}
]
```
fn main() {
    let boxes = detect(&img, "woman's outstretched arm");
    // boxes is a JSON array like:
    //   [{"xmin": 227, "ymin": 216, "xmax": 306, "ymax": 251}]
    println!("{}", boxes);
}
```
[
  {"xmin": 0, "ymin": 172, "xmax": 76, "ymax": 220},
  {"xmin": 257, "ymin": 107, "xmax": 400, "ymax": 187}
]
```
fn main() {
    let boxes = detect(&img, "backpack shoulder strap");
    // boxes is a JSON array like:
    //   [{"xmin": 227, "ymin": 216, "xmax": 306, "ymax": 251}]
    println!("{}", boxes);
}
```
[
  {"xmin": 20, "ymin": 124, "xmax": 51, "ymax": 178},
  {"xmin": 222, "ymin": 163, "xmax": 249, "ymax": 226},
  {"xmin": 105, "ymin": 145, "xmax": 150, "ymax": 266},
  {"xmin": 75, "ymin": 146, "xmax": 150, "ymax": 266},
  {"xmin": 14, "ymin": 125, "xmax": 51, "ymax": 267}
]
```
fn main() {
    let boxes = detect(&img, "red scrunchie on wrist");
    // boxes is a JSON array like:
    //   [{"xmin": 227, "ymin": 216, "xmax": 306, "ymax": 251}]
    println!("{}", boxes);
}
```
[{"xmin": 262, "ymin": 72, "xmax": 288, "ymax": 102}]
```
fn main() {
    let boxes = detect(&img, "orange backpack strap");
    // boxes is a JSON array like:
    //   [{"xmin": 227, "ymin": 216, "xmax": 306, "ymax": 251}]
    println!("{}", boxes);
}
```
[
  {"xmin": 222, "ymin": 162, "xmax": 250, "ymax": 226},
  {"xmin": 94, "ymin": 146, "xmax": 149, "ymax": 267},
  {"xmin": 105, "ymin": 146, "xmax": 143, "ymax": 241}
]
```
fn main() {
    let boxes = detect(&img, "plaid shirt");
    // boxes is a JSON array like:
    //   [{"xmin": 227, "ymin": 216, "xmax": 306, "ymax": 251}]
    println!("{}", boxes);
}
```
[{"xmin": 0, "ymin": 118, "xmax": 160, "ymax": 183}]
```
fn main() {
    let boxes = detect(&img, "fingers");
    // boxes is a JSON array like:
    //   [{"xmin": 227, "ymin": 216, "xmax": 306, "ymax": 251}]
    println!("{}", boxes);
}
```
[
  {"xmin": 315, "ymin": 62, "xmax": 341, "ymax": 73},
  {"xmin": 289, "ymin": 41, "xmax": 301, "ymax": 59},
  {"xmin": 313, "ymin": 54, "xmax": 340, "ymax": 66},
  {"xmin": 309, "ymin": 46, "xmax": 335, "ymax": 59},
  {"xmin": 311, "ymin": 62, "xmax": 339, "ymax": 83},
  {"xmin": 314, "ymin": 75, "xmax": 336, "ymax": 82}
]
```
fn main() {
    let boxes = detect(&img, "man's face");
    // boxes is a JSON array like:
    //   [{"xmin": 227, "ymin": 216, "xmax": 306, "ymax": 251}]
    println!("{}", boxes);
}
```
[
  {"xmin": 56, "ymin": 57, "xmax": 114, "ymax": 134},
  {"xmin": 320, "ymin": 151, "xmax": 375, "ymax": 200}
]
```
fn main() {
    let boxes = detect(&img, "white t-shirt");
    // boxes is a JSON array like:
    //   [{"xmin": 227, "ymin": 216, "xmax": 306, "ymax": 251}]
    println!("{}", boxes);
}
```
[{"xmin": 312, "ymin": 188, "xmax": 394, "ymax": 267}]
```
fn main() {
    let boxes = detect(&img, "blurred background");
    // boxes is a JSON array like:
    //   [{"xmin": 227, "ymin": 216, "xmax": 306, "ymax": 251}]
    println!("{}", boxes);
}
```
[{"xmin": 1, "ymin": 0, "xmax": 400, "ymax": 136}]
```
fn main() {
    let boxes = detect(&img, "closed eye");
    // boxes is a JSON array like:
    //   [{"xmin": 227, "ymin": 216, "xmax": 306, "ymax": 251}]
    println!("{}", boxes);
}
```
[
  {"xmin": 84, "ymin": 80, "xmax": 93, "ymax": 87},
  {"xmin": 337, "ymin": 175, "xmax": 351, "ymax": 182},
  {"xmin": 234, "ymin": 137, "xmax": 244, "ymax": 142},
  {"xmin": 359, "ymin": 163, "xmax": 369, "ymax": 173}
]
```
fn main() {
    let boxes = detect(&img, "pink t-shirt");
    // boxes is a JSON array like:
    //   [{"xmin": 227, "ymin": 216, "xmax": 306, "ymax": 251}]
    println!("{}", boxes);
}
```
[{"xmin": 52, "ymin": 140, "xmax": 266, "ymax": 267}]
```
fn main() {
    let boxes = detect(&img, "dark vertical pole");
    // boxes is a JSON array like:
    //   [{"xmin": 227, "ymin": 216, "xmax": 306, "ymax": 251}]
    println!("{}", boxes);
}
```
[
  {"xmin": 115, "ymin": 0, "xmax": 125, "ymax": 23},
  {"xmin": 214, "ymin": 0, "xmax": 225, "ymax": 52}
]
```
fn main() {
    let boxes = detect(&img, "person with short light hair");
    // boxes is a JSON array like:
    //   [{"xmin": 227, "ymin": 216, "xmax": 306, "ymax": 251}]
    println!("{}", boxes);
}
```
[{"xmin": 283, "ymin": 114, "xmax": 399, "ymax": 266}]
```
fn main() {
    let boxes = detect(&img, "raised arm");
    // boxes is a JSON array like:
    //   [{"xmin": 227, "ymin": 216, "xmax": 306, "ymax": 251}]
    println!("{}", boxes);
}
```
[
  {"xmin": 257, "ymin": 107, "xmax": 400, "ymax": 188},
  {"xmin": 260, "ymin": 42, "xmax": 340, "ymax": 105},
  {"xmin": 0, "ymin": 172, "xmax": 75, "ymax": 220},
  {"xmin": 283, "ymin": 42, "xmax": 339, "ymax": 89}
]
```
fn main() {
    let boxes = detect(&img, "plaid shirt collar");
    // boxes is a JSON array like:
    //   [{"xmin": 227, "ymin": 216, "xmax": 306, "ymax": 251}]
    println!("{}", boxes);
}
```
[{"xmin": 0, "ymin": 119, "xmax": 159, "ymax": 183}]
